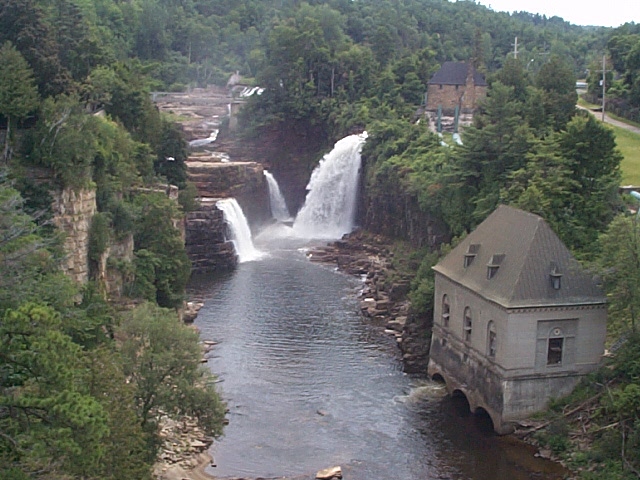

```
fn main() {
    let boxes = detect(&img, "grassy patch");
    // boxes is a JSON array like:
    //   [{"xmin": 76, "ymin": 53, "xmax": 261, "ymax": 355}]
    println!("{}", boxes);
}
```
[{"xmin": 611, "ymin": 124, "xmax": 640, "ymax": 185}]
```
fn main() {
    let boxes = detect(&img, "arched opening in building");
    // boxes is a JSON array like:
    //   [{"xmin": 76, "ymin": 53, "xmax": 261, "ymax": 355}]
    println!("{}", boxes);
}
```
[
  {"xmin": 450, "ymin": 389, "xmax": 471, "ymax": 417},
  {"xmin": 431, "ymin": 373, "xmax": 446, "ymax": 385},
  {"xmin": 474, "ymin": 406, "xmax": 496, "ymax": 435}
]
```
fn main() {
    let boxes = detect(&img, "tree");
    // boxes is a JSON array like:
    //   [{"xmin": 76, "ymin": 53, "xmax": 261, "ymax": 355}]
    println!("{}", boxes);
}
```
[
  {"xmin": 0, "ymin": 303, "xmax": 109, "ymax": 478},
  {"xmin": 0, "ymin": 42, "xmax": 39, "ymax": 162},
  {"xmin": 453, "ymin": 81, "xmax": 532, "ymax": 228},
  {"xmin": 556, "ymin": 114, "xmax": 623, "ymax": 250},
  {"xmin": 132, "ymin": 192, "xmax": 191, "ymax": 308},
  {"xmin": 535, "ymin": 55, "xmax": 578, "ymax": 130},
  {"xmin": 0, "ymin": 0, "xmax": 72, "ymax": 97},
  {"xmin": 0, "ymin": 179, "xmax": 77, "ymax": 315},
  {"xmin": 23, "ymin": 94, "xmax": 98, "ymax": 188},
  {"xmin": 154, "ymin": 120, "xmax": 188, "ymax": 189},
  {"xmin": 118, "ymin": 303, "xmax": 226, "ymax": 438},
  {"xmin": 598, "ymin": 213, "xmax": 640, "ymax": 336}
]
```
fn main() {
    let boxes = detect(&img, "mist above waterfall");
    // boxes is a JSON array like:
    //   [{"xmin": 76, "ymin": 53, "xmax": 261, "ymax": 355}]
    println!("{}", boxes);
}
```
[
  {"xmin": 263, "ymin": 171, "xmax": 292, "ymax": 222},
  {"xmin": 292, "ymin": 132, "xmax": 367, "ymax": 240},
  {"xmin": 217, "ymin": 198, "xmax": 264, "ymax": 262}
]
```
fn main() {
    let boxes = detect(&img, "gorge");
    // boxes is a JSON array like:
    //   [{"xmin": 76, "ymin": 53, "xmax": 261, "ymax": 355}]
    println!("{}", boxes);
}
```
[{"xmin": 163, "ymin": 88, "xmax": 570, "ymax": 480}]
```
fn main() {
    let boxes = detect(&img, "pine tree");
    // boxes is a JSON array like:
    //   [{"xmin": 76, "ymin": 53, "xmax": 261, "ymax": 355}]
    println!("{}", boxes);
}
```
[{"xmin": 0, "ymin": 42, "xmax": 39, "ymax": 163}]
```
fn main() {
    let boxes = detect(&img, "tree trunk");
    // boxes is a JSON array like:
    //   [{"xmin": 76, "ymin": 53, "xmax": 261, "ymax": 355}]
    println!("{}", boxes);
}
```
[{"xmin": 3, "ymin": 116, "xmax": 11, "ymax": 164}]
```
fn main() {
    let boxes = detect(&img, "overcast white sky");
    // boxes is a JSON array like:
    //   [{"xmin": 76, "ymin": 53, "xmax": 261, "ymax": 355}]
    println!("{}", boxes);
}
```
[{"xmin": 473, "ymin": 0, "xmax": 639, "ymax": 27}]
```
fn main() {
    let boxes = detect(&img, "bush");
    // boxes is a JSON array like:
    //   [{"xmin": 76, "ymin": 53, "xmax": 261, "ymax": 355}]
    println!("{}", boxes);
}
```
[{"xmin": 89, "ymin": 212, "xmax": 111, "ymax": 264}]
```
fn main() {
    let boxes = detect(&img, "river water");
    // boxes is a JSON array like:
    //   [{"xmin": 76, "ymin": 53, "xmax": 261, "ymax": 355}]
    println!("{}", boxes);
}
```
[{"xmin": 191, "ymin": 233, "xmax": 567, "ymax": 480}]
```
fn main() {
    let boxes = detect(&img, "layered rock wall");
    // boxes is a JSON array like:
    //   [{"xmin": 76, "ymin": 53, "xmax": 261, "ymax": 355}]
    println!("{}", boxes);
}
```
[
  {"xmin": 358, "ymin": 156, "xmax": 448, "ymax": 249},
  {"xmin": 185, "ymin": 198, "xmax": 237, "ymax": 274},
  {"xmin": 51, "ymin": 187, "xmax": 96, "ymax": 285}
]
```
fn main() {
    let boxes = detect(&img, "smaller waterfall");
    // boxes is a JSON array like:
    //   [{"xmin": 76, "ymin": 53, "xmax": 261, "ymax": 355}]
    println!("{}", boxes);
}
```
[
  {"xmin": 189, "ymin": 129, "xmax": 219, "ymax": 148},
  {"xmin": 264, "ymin": 171, "xmax": 292, "ymax": 222},
  {"xmin": 293, "ymin": 132, "xmax": 367, "ymax": 239},
  {"xmin": 217, "ymin": 198, "xmax": 263, "ymax": 263}
]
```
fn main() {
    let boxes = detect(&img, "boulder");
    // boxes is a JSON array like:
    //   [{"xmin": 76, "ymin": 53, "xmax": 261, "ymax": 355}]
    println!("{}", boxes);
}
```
[{"xmin": 316, "ymin": 466, "xmax": 342, "ymax": 479}]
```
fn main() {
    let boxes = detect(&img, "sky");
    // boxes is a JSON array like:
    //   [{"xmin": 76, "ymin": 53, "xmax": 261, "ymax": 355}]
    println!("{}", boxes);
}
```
[{"xmin": 473, "ymin": 0, "xmax": 639, "ymax": 27}]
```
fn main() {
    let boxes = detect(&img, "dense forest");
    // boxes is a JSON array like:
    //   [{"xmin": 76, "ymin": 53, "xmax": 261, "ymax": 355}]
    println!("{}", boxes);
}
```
[{"xmin": 1, "ymin": 0, "xmax": 640, "ymax": 478}]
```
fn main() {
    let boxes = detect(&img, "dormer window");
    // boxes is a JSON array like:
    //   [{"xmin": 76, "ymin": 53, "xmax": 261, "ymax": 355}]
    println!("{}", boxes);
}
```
[
  {"xmin": 486, "ymin": 254, "xmax": 505, "ymax": 279},
  {"xmin": 464, "ymin": 244, "xmax": 480, "ymax": 268},
  {"xmin": 550, "ymin": 263, "xmax": 563, "ymax": 290}
]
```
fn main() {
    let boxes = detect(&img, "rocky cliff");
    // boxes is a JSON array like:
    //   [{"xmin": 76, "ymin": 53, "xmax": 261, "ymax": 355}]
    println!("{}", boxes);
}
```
[
  {"xmin": 50, "ymin": 185, "xmax": 135, "ymax": 301},
  {"xmin": 358, "ymin": 156, "xmax": 449, "ymax": 249},
  {"xmin": 185, "ymin": 198, "xmax": 237, "ymax": 274},
  {"xmin": 186, "ymin": 156, "xmax": 269, "ymax": 226},
  {"xmin": 51, "ymin": 187, "xmax": 96, "ymax": 285}
]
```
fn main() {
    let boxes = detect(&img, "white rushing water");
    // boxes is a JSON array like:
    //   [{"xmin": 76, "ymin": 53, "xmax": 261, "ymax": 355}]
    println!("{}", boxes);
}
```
[
  {"xmin": 293, "ymin": 132, "xmax": 367, "ymax": 239},
  {"xmin": 263, "ymin": 171, "xmax": 292, "ymax": 222},
  {"xmin": 189, "ymin": 129, "xmax": 219, "ymax": 148},
  {"xmin": 216, "ymin": 198, "xmax": 263, "ymax": 263}
]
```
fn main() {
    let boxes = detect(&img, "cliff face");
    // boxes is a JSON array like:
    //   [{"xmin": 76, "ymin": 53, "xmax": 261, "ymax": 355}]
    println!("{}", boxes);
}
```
[
  {"xmin": 186, "ymin": 158, "xmax": 270, "ymax": 227},
  {"xmin": 50, "ymin": 186, "xmax": 135, "ymax": 301},
  {"xmin": 185, "ymin": 199, "xmax": 237, "ymax": 274},
  {"xmin": 357, "ymin": 157, "xmax": 449, "ymax": 249},
  {"xmin": 51, "ymin": 187, "xmax": 96, "ymax": 285}
]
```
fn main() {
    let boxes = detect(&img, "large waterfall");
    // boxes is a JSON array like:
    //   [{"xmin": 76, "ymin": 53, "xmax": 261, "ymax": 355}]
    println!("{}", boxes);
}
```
[
  {"xmin": 216, "ymin": 198, "xmax": 263, "ymax": 262},
  {"xmin": 263, "ymin": 171, "xmax": 292, "ymax": 222},
  {"xmin": 293, "ymin": 132, "xmax": 367, "ymax": 239}
]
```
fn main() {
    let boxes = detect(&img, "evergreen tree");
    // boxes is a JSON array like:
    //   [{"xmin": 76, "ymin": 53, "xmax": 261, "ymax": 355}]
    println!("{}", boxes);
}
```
[{"xmin": 0, "ymin": 42, "xmax": 39, "ymax": 163}]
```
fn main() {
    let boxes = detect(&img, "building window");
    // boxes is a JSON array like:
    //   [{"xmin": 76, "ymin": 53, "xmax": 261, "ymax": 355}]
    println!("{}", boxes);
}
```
[
  {"xmin": 439, "ymin": 84, "xmax": 443, "ymax": 89},
  {"xmin": 487, "ymin": 254, "xmax": 505, "ymax": 279},
  {"xmin": 442, "ymin": 295, "xmax": 450, "ymax": 327},
  {"xmin": 487, "ymin": 321, "xmax": 496, "ymax": 358},
  {"xmin": 463, "ymin": 307, "xmax": 472, "ymax": 342},
  {"xmin": 550, "ymin": 263, "xmax": 563, "ymax": 290},
  {"xmin": 487, "ymin": 266, "xmax": 499, "ymax": 279},
  {"xmin": 547, "ymin": 328, "xmax": 564, "ymax": 365},
  {"xmin": 455, "ymin": 84, "xmax": 459, "ymax": 90},
  {"xmin": 464, "ymin": 244, "xmax": 480, "ymax": 268},
  {"xmin": 536, "ymin": 321, "xmax": 576, "ymax": 371}
]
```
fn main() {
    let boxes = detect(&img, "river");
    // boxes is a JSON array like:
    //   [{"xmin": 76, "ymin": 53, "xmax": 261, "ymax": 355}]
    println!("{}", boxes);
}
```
[{"xmin": 191, "ymin": 232, "xmax": 567, "ymax": 480}]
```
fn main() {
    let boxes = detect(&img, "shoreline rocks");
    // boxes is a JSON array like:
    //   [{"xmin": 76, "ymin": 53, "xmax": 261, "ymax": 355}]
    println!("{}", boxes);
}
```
[
  {"xmin": 153, "ymin": 415, "xmax": 215, "ymax": 479},
  {"xmin": 307, "ymin": 229, "xmax": 431, "ymax": 373}
]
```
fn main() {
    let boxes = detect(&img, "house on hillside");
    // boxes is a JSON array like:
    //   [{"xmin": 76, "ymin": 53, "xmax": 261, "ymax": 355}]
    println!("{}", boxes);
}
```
[
  {"xmin": 425, "ymin": 61, "xmax": 487, "ymax": 114},
  {"xmin": 427, "ymin": 205, "xmax": 607, "ymax": 434}
]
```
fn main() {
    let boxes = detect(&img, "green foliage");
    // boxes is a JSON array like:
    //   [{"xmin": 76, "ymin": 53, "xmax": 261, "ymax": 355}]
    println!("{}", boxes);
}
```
[
  {"xmin": 598, "ymin": 215, "xmax": 640, "ymax": 335},
  {"xmin": 0, "ymin": 179, "xmax": 78, "ymax": 314},
  {"xmin": 88, "ymin": 211, "xmax": 111, "ymax": 264},
  {"xmin": 131, "ymin": 192, "xmax": 190, "ymax": 308},
  {"xmin": 0, "ymin": 41, "xmax": 39, "ymax": 162},
  {"xmin": 178, "ymin": 181, "xmax": 200, "ymax": 213},
  {"xmin": 118, "ymin": 302, "xmax": 226, "ymax": 438},
  {"xmin": 22, "ymin": 94, "xmax": 99, "ymax": 189},
  {"xmin": 408, "ymin": 250, "xmax": 440, "ymax": 317},
  {"xmin": 154, "ymin": 119, "xmax": 188, "ymax": 188},
  {"xmin": 0, "ymin": 303, "xmax": 109, "ymax": 477}
]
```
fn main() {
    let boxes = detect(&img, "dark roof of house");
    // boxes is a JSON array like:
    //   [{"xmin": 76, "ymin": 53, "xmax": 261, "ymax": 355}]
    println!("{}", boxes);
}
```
[
  {"xmin": 428, "ymin": 61, "xmax": 487, "ymax": 86},
  {"xmin": 433, "ymin": 205, "xmax": 605, "ymax": 308}
]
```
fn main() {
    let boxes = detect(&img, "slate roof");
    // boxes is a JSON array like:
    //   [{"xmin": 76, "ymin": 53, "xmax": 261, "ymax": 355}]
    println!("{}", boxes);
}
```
[
  {"xmin": 428, "ymin": 61, "xmax": 487, "ymax": 86},
  {"xmin": 433, "ymin": 205, "xmax": 606, "ymax": 309}
]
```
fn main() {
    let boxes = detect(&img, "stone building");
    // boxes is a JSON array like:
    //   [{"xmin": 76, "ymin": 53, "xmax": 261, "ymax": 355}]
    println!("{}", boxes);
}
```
[
  {"xmin": 427, "ymin": 205, "xmax": 607, "ymax": 433},
  {"xmin": 425, "ymin": 61, "xmax": 487, "ymax": 114}
]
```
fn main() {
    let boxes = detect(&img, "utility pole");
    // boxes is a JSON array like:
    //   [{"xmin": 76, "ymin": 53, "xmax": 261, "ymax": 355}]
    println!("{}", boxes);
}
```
[
  {"xmin": 512, "ymin": 37, "xmax": 519, "ymax": 59},
  {"xmin": 597, "ymin": 55, "xmax": 611, "ymax": 122}
]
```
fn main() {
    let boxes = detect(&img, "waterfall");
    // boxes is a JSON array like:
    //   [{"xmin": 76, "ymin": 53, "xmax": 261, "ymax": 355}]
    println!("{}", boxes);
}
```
[
  {"xmin": 189, "ymin": 129, "xmax": 219, "ymax": 148},
  {"xmin": 293, "ymin": 132, "xmax": 367, "ymax": 239},
  {"xmin": 264, "ymin": 171, "xmax": 292, "ymax": 222},
  {"xmin": 217, "ymin": 198, "xmax": 263, "ymax": 262}
]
